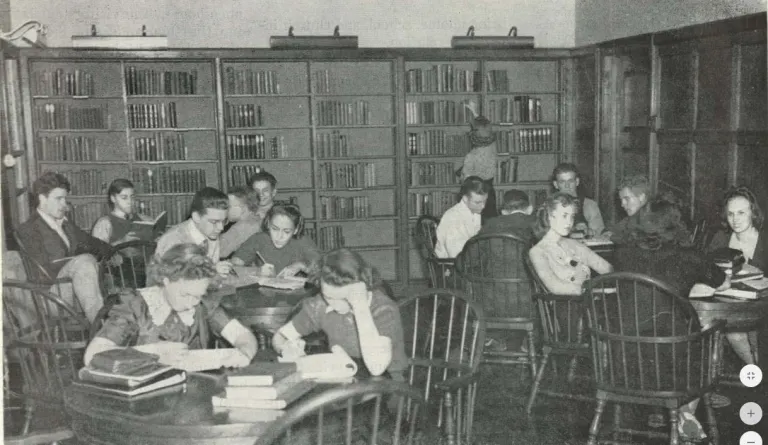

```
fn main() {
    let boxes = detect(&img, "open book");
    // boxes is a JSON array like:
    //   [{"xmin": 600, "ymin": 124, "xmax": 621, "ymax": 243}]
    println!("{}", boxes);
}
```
[{"xmin": 132, "ymin": 211, "xmax": 168, "ymax": 240}]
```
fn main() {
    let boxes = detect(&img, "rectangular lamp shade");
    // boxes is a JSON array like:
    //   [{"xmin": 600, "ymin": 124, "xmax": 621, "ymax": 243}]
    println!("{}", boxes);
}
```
[
  {"xmin": 451, "ymin": 35, "xmax": 534, "ymax": 49},
  {"xmin": 71, "ymin": 35, "xmax": 168, "ymax": 49},
  {"xmin": 269, "ymin": 36, "xmax": 358, "ymax": 49}
]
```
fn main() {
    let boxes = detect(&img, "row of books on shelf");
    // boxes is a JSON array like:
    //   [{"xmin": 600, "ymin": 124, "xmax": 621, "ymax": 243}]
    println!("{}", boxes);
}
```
[
  {"xmin": 315, "ymin": 100, "xmax": 372, "ymax": 126},
  {"xmin": 496, "ymin": 157, "xmax": 519, "ymax": 184},
  {"xmin": 407, "ymin": 131, "xmax": 470, "ymax": 156},
  {"xmin": 317, "ymin": 162, "xmax": 377, "ymax": 189},
  {"xmin": 487, "ymin": 96, "xmax": 545, "ymax": 124},
  {"xmin": 318, "ymin": 195, "xmax": 371, "ymax": 220},
  {"xmin": 37, "ymin": 135, "xmax": 99, "ymax": 161},
  {"xmin": 224, "ymin": 68, "xmax": 281, "ymax": 96},
  {"xmin": 230, "ymin": 165, "xmax": 263, "ymax": 187},
  {"xmin": 131, "ymin": 167, "xmax": 207, "ymax": 194},
  {"xmin": 312, "ymin": 69, "xmax": 378, "ymax": 95},
  {"xmin": 315, "ymin": 131, "xmax": 352, "ymax": 158},
  {"xmin": 32, "ymin": 69, "xmax": 95, "ymax": 97},
  {"xmin": 408, "ymin": 190, "xmax": 458, "ymax": 217},
  {"xmin": 35, "ymin": 104, "xmax": 109, "ymax": 130},
  {"xmin": 405, "ymin": 66, "xmax": 481, "ymax": 93},
  {"xmin": 62, "ymin": 169, "xmax": 106, "ymax": 196},
  {"xmin": 495, "ymin": 128, "xmax": 557, "ymax": 153},
  {"xmin": 408, "ymin": 162, "xmax": 461, "ymax": 187},
  {"xmin": 127, "ymin": 103, "xmax": 179, "ymax": 129},
  {"xmin": 485, "ymin": 70, "xmax": 513, "ymax": 93},
  {"xmin": 70, "ymin": 201, "xmax": 106, "ymax": 230},
  {"xmin": 225, "ymin": 103, "xmax": 264, "ymax": 128},
  {"xmin": 304, "ymin": 225, "xmax": 345, "ymax": 251},
  {"xmin": 125, "ymin": 68, "xmax": 199, "ymax": 96},
  {"xmin": 226, "ymin": 134, "xmax": 286, "ymax": 160},
  {"xmin": 133, "ymin": 133, "xmax": 188, "ymax": 161},
  {"xmin": 405, "ymin": 100, "xmax": 473, "ymax": 125}
]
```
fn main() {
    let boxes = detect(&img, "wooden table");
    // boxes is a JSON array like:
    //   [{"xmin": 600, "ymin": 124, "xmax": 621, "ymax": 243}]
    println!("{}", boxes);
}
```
[
  {"xmin": 690, "ymin": 293, "xmax": 768, "ymax": 331},
  {"xmin": 65, "ymin": 370, "xmax": 364, "ymax": 445}
]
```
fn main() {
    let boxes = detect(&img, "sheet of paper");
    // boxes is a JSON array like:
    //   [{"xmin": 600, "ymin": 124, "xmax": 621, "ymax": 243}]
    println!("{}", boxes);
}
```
[
  {"xmin": 158, "ymin": 348, "xmax": 242, "ymax": 372},
  {"xmin": 256, "ymin": 276, "xmax": 307, "ymax": 290},
  {"xmin": 689, "ymin": 283, "xmax": 716, "ymax": 298},
  {"xmin": 740, "ymin": 277, "xmax": 768, "ymax": 291},
  {"xmin": 222, "ymin": 266, "xmax": 263, "ymax": 288}
]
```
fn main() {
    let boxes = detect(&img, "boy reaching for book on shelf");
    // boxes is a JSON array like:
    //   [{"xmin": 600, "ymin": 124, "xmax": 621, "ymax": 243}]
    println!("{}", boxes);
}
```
[
  {"xmin": 91, "ymin": 179, "xmax": 155, "ymax": 245},
  {"xmin": 231, "ymin": 204, "xmax": 320, "ymax": 278},
  {"xmin": 84, "ymin": 243, "xmax": 258, "ymax": 369},
  {"xmin": 272, "ymin": 249, "xmax": 407, "ymax": 380},
  {"xmin": 458, "ymin": 100, "xmax": 499, "ymax": 221}
]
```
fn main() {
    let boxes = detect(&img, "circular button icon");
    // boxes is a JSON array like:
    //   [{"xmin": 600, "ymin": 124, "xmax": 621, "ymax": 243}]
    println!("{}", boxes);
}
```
[
  {"xmin": 740, "ymin": 364, "xmax": 763, "ymax": 387},
  {"xmin": 740, "ymin": 431, "xmax": 762, "ymax": 445},
  {"xmin": 740, "ymin": 402, "xmax": 763, "ymax": 426}
]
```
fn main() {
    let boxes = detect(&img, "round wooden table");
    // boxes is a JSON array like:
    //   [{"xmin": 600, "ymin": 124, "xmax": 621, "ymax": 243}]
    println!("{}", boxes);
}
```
[
  {"xmin": 66, "ymin": 372, "xmax": 271, "ymax": 445},
  {"xmin": 690, "ymin": 295, "xmax": 768, "ymax": 331}
]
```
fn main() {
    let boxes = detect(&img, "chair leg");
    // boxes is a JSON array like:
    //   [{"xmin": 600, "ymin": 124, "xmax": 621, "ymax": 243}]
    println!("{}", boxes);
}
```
[
  {"xmin": 525, "ymin": 346, "xmax": 551, "ymax": 416},
  {"xmin": 668, "ymin": 407, "xmax": 680, "ymax": 445},
  {"xmin": 21, "ymin": 403, "xmax": 33, "ymax": 435},
  {"xmin": 443, "ymin": 392, "xmax": 456, "ymax": 445},
  {"xmin": 526, "ymin": 330, "xmax": 537, "ymax": 378},
  {"xmin": 587, "ymin": 395, "xmax": 606, "ymax": 445},
  {"xmin": 704, "ymin": 393, "xmax": 720, "ymax": 445}
]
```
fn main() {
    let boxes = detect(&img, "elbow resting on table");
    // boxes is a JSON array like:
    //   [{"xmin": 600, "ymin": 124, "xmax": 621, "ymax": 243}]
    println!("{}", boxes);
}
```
[{"xmin": 362, "ymin": 336, "xmax": 393, "ymax": 377}]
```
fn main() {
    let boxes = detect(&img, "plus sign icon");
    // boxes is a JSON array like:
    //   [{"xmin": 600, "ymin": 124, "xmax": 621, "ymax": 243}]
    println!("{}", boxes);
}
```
[{"xmin": 740, "ymin": 364, "xmax": 763, "ymax": 388}]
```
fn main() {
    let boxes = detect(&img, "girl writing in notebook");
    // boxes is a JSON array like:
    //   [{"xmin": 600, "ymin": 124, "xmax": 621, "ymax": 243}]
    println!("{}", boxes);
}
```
[
  {"xmin": 272, "ymin": 249, "xmax": 407, "ymax": 379},
  {"xmin": 231, "ymin": 204, "xmax": 320, "ymax": 277},
  {"xmin": 91, "ymin": 178, "xmax": 153, "ymax": 244},
  {"xmin": 84, "ymin": 243, "xmax": 257, "ymax": 368}
]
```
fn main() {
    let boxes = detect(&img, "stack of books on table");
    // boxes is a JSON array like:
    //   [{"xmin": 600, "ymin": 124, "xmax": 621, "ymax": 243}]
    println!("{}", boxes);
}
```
[
  {"xmin": 73, "ymin": 348, "xmax": 187, "ymax": 397},
  {"xmin": 213, "ymin": 361, "xmax": 315, "ymax": 423}
]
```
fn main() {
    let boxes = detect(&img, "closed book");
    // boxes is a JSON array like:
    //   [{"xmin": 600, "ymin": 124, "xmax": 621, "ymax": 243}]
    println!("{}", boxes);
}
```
[
  {"xmin": 226, "ymin": 361, "xmax": 298, "ymax": 387},
  {"xmin": 72, "ymin": 369, "xmax": 187, "ymax": 397},
  {"xmin": 224, "ymin": 371, "xmax": 304, "ymax": 400},
  {"xmin": 212, "ymin": 379, "xmax": 315, "ymax": 410},
  {"xmin": 78, "ymin": 363, "xmax": 176, "ymax": 388},
  {"xmin": 216, "ymin": 407, "xmax": 285, "ymax": 423},
  {"xmin": 90, "ymin": 348, "xmax": 160, "ymax": 374},
  {"xmin": 715, "ymin": 285, "xmax": 758, "ymax": 300},
  {"xmin": 71, "ymin": 381, "xmax": 186, "ymax": 416}
]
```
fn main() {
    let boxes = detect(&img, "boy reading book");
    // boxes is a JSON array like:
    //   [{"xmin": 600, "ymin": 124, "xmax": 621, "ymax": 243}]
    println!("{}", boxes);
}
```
[
  {"xmin": 272, "ymin": 249, "xmax": 407, "ymax": 380},
  {"xmin": 92, "ymin": 179, "xmax": 158, "ymax": 244}
]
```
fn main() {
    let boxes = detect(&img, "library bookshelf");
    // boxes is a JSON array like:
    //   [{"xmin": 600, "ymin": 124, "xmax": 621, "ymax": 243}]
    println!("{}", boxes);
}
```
[{"xmin": 17, "ymin": 48, "xmax": 572, "ymax": 285}]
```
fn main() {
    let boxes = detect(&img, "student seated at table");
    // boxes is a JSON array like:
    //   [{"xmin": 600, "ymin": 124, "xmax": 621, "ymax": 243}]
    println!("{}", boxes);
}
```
[
  {"xmin": 248, "ymin": 167, "xmax": 278, "ymax": 223},
  {"xmin": 91, "ymin": 178, "xmax": 153, "ymax": 245},
  {"xmin": 272, "ymin": 248, "xmax": 407, "ymax": 379},
  {"xmin": 613, "ymin": 198, "xmax": 731, "ymax": 442},
  {"xmin": 528, "ymin": 192, "xmax": 613, "ymax": 295},
  {"xmin": 606, "ymin": 175, "xmax": 652, "ymax": 244},
  {"xmin": 707, "ymin": 185, "xmax": 767, "ymax": 365},
  {"xmin": 16, "ymin": 172, "xmax": 115, "ymax": 322},
  {"xmin": 231, "ymin": 204, "xmax": 321, "ymax": 277},
  {"xmin": 478, "ymin": 189, "xmax": 535, "ymax": 243},
  {"xmin": 551, "ymin": 163, "xmax": 605, "ymax": 236},
  {"xmin": 84, "ymin": 243, "xmax": 257, "ymax": 368},
  {"xmin": 708, "ymin": 185, "xmax": 767, "ymax": 273},
  {"xmin": 155, "ymin": 187, "xmax": 233, "ymax": 275},
  {"xmin": 434, "ymin": 176, "xmax": 488, "ymax": 259},
  {"xmin": 220, "ymin": 186, "xmax": 262, "ymax": 258}
]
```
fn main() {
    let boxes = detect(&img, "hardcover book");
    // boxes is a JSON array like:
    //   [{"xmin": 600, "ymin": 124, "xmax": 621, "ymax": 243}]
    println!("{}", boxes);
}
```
[
  {"xmin": 73, "ymin": 369, "xmax": 187, "ymax": 397},
  {"xmin": 90, "ymin": 348, "xmax": 160, "ymax": 374},
  {"xmin": 226, "ymin": 361, "xmax": 298, "ymax": 387},
  {"xmin": 224, "ymin": 371, "xmax": 304, "ymax": 400},
  {"xmin": 212, "ymin": 379, "xmax": 315, "ymax": 410},
  {"xmin": 132, "ymin": 211, "xmax": 168, "ymax": 240}
]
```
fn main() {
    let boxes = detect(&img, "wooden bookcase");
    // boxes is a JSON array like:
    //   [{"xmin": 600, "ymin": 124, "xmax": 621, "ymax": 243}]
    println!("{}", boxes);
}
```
[
  {"xmin": 404, "ymin": 56, "xmax": 566, "ymax": 280},
  {"xmin": 17, "ymin": 48, "xmax": 572, "ymax": 285},
  {"xmin": 27, "ymin": 59, "xmax": 218, "ymax": 227}
]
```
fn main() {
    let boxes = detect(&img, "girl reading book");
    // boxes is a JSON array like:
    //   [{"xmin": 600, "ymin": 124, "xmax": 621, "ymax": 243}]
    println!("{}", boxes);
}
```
[
  {"xmin": 91, "ymin": 179, "xmax": 152, "ymax": 244},
  {"xmin": 272, "ymin": 249, "xmax": 407, "ymax": 380},
  {"xmin": 84, "ymin": 243, "xmax": 257, "ymax": 368},
  {"xmin": 231, "ymin": 204, "xmax": 320, "ymax": 277}
]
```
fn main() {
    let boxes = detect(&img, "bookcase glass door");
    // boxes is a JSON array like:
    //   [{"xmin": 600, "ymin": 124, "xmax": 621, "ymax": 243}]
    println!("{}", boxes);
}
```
[{"xmin": 309, "ymin": 61, "xmax": 399, "ymax": 281}]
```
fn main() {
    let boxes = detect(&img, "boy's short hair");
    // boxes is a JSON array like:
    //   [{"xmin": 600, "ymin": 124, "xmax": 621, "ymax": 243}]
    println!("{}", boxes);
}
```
[
  {"xmin": 552, "ymin": 162, "xmax": 580, "ymax": 180},
  {"xmin": 459, "ymin": 176, "xmax": 490, "ymax": 197},
  {"xmin": 32, "ymin": 171, "xmax": 70, "ymax": 207},
  {"xmin": 618, "ymin": 175, "xmax": 650, "ymax": 197},
  {"xmin": 228, "ymin": 186, "xmax": 260, "ymax": 212},
  {"xmin": 247, "ymin": 168, "xmax": 277, "ymax": 189},
  {"xmin": 190, "ymin": 187, "xmax": 229, "ymax": 216},
  {"xmin": 500, "ymin": 190, "xmax": 530, "ymax": 212},
  {"xmin": 470, "ymin": 115, "xmax": 491, "ymax": 130}
]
